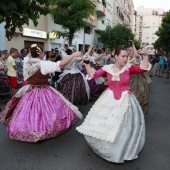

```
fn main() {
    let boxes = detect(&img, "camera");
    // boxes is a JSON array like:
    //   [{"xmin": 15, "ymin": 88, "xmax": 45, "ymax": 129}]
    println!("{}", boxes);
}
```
[{"xmin": 83, "ymin": 60, "xmax": 90, "ymax": 64}]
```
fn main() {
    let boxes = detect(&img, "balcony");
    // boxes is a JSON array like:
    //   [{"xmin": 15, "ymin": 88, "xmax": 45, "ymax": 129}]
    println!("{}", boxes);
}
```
[
  {"xmin": 86, "ymin": 15, "xmax": 96, "ymax": 27},
  {"xmin": 95, "ymin": 20, "xmax": 106, "ymax": 31},
  {"xmin": 95, "ymin": 1, "xmax": 106, "ymax": 17}
]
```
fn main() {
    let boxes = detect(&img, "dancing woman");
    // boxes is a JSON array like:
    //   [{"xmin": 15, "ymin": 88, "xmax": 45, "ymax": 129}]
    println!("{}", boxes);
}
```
[
  {"xmin": 77, "ymin": 46, "xmax": 151, "ymax": 163},
  {"xmin": 0, "ymin": 44, "xmax": 82, "ymax": 142},
  {"xmin": 128, "ymin": 41, "xmax": 150, "ymax": 114},
  {"xmin": 81, "ymin": 45, "xmax": 106, "ymax": 97},
  {"xmin": 58, "ymin": 37, "xmax": 90, "ymax": 105}
]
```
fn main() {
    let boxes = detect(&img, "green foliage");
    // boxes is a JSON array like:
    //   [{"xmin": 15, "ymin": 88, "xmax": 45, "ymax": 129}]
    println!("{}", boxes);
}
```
[
  {"xmin": 97, "ymin": 24, "xmax": 134, "ymax": 50},
  {"xmin": 50, "ymin": 0, "xmax": 94, "ymax": 46},
  {"xmin": 155, "ymin": 10, "xmax": 170, "ymax": 52},
  {"xmin": 0, "ymin": 0, "xmax": 51, "ymax": 40},
  {"xmin": 133, "ymin": 39, "xmax": 141, "ymax": 50}
]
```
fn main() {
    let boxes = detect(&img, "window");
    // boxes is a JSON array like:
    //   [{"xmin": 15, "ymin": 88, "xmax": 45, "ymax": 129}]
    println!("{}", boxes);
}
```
[{"xmin": 84, "ymin": 27, "xmax": 91, "ymax": 34}]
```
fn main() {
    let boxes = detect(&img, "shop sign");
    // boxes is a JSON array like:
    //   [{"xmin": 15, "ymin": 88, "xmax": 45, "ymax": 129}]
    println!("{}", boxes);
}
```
[
  {"xmin": 23, "ymin": 28, "xmax": 47, "ymax": 39},
  {"xmin": 49, "ymin": 32, "xmax": 59, "ymax": 39}
]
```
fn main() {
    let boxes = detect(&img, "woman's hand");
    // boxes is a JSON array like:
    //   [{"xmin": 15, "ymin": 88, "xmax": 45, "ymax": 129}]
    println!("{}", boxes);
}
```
[
  {"xmin": 80, "ymin": 54, "xmax": 90, "ymax": 65},
  {"xmin": 139, "ymin": 47, "xmax": 148, "ymax": 56}
]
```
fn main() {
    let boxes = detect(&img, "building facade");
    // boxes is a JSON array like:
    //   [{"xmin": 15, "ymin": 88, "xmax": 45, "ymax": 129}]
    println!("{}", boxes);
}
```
[
  {"xmin": 134, "ymin": 7, "xmax": 166, "ymax": 54},
  {"xmin": 112, "ymin": 0, "xmax": 134, "ymax": 29},
  {"xmin": 2, "ymin": 16, "xmax": 48, "ymax": 52},
  {"xmin": 2, "ymin": 0, "xmax": 134, "ymax": 52}
]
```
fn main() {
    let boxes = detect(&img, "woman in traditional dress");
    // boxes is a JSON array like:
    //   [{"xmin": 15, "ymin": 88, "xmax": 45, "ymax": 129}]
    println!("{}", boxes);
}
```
[
  {"xmin": 76, "ymin": 46, "xmax": 151, "ymax": 163},
  {"xmin": 0, "ymin": 44, "xmax": 82, "ymax": 142},
  {"xmin": 58, "ymin": 37, "xmax": 90, "ymax": 105},
  {"xmin": 81, "ymin": 46, "xmax": 107, "ymax": 97},
  {"xmin": 128, "ymin": 41, "xmax": 150, "ymax": 114}
]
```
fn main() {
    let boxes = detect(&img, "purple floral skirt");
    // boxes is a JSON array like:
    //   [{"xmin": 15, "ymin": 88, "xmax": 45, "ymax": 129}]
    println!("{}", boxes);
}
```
[
  {"xmin": 58, "ymin": 73, "xmax": 89, "ymax": 105},
  {"xmin": 81, "ymin": 68, "xmax": 106, "ymax": 97}
]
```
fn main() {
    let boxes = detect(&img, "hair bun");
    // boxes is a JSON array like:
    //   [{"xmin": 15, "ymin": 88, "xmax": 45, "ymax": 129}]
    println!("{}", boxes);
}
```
[{"xmin": 30, "ymin": 44, "xmax": 43, "ymax": 58}]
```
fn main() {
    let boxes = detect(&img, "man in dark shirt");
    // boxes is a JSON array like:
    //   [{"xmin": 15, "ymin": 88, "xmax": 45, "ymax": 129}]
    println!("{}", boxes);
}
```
[
  {"xmin": 153, "ymin": 51, "xmax": 160, "ymax": 76},
  {"xmin": 54, "ymin": 49, "xmax": 62, "ymax": 62},
  {"xmin": 53, "ymin": 49, "xmax": 62, "ymax": 83}
]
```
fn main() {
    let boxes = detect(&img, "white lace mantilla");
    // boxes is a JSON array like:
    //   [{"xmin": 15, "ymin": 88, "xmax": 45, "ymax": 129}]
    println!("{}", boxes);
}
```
[
  {"xmin": 102, "ymin": 63, "xmax": 131, "ymax": 81},
  {"xmin": 140, "ymin": 62, "xmax": 152, "ymax": 71},
  {"xmin": 23, "ymin": 57, "xmax": 41, "ymax": 81},
  {"xmin": 23, "ymin": 57, "xmax": 61, "ymax": 81},
  {"xmin": 76, "ymin": 89, "xmax": 129, "ymax": 143}
]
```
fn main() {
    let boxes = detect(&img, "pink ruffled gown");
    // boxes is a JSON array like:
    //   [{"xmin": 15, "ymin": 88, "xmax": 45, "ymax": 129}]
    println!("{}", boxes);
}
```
[{"xmin": 1, "ymin": 57, "xmax": 82, "ymax": 142}]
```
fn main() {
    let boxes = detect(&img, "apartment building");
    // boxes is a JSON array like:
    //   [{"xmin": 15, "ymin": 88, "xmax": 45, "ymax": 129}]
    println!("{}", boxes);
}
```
[
  {"xmin": 112, "ymin": 0, "xmax": 134, "ymax": 29},
  {"xmin": 134, "ymin": 7, "xmax": 166, "ymax": 54}
]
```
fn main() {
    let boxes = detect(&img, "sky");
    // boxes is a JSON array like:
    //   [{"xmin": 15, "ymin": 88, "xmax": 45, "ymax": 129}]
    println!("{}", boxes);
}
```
[{"xmin": 133, "ymin": 0, "xmax": 170, "ymax": 11}]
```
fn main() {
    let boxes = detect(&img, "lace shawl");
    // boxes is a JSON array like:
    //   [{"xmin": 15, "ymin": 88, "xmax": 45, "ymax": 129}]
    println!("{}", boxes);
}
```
[
  {"xmin": 102, "ymin": 63, "xmax": 132, "ymax": 81},
  {"xmin": 23, "ymin": 57, "xmax": 41, "ymax": 81}
]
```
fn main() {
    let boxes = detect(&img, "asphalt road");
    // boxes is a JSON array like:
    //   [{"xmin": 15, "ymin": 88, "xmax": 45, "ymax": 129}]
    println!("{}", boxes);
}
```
[{"xmin": 0, "ymin": 75, "xmax": 170, "ymax": 170}]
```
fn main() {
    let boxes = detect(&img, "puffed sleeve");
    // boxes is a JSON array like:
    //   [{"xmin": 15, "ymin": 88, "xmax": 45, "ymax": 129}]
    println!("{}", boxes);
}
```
[
  {"xmin": 86, "ymin": 67, "xmax": 106, "ymax": 80},
  {"xmin": 130, "ymin": 63, "xmax": 151, "ymax": 75},
  {"xmin": 40, "ymin": 60, "xmax": 61, "ymax": 75},
  {"xmin": 75, "ymin": 56, "xmax": 83, "ymax": 61},
  {"xmin": 59, "ymin": 47, "xmax": 67, "ymax": 59},
  {"xmin": 89, "ymin": 56, "xmax": 96, "ymax": 64}
]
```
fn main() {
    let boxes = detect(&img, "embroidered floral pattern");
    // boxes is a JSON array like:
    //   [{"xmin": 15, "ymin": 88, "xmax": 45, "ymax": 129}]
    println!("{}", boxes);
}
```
[{"xmin": 23, "ymin": 58, "xmax": 41, "ymax": 81}]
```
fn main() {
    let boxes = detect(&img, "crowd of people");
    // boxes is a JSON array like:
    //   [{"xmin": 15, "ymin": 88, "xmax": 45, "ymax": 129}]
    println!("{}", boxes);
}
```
[
  {"xmin": 0, "ymin": 37, "xmax": 167, "ymax": 163},
  {"xmin": 149, "ymin": 51, "xmax": 170, "ymax": 78}
]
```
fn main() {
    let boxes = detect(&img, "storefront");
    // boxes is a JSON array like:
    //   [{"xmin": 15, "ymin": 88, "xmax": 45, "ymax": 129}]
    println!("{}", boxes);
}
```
[{"xmin": 5, "ymin": 28, "xmax": 48, "ymax": 52}]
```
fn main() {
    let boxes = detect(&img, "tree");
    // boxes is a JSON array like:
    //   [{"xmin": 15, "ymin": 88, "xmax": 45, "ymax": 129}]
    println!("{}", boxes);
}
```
[
  {"xmin": 0, "ymin": 0, "xmax": 51, "ymax": 40},
  {"xmin": 153, "ymin": 38, "xmax": 162, "ymax": 50},
  {"xmin": 97, "ymin": 24, "xmax": 134, "ymax": 50},
  {"xmin": 133, "ymin": 39, "xmax": 141, "ymax": 50},
  {"xmin": 50, "ymin": 0, "xmax": 94, "ymax": 46},
  {"xmin": 155, "ymin": 10, "xmax": 170, "ymax": 52}
]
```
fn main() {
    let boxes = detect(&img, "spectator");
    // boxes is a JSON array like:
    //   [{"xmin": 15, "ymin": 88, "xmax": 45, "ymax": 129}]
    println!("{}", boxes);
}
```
[
  {"xmin": 53, "ymin": 49, "xmax": 62, "ymax": 82},
  {"xmin": 154, "ymin": 51, "xmax": 160, "ymax": 76},
  {"xmin": 166, "ymin": 55, "xmax": 170, "ymax": 79},
  {"xmin": 14, "ymin": 51, "xmax": 23, "ymax": 88},
  {"xmin": 6, "ymin": 48, "xmax": 18, "ymax": 95},
  {"xmin": 0, "ymin": 51, "xmax": 8, "ymax": 75},
  {"xmin": 19, "ymin": 48, "xmax": 28, "ymax": 60},
  {"xmin": 149, "ymin": 55, "xmax": 154, "ymax": 77},
  {"xmin": 158, "ymin": 52, "xmax": 167, "ymax": 77},
  {"xmin": 51, "ymin": 48, "xmax": 55, "ymax": 56},
  {"xmin": 108, "ymin": 51, "xmax": 115, "ymax": 64},
  {"xmin": 54, "ymin": 49, "xmax": 62, "ymax": 62},
  {"xmin": 46, "ymin": 51, "xmax": 53, "ymax": 61}
]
